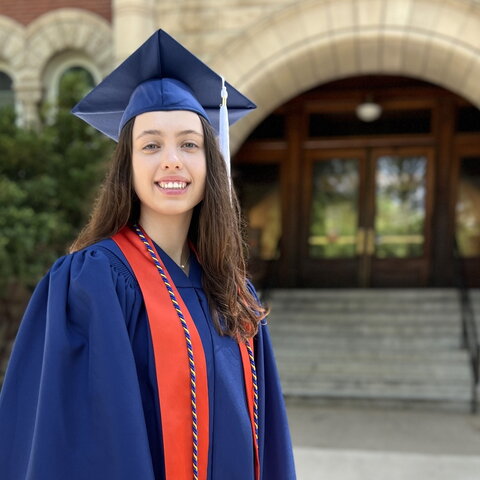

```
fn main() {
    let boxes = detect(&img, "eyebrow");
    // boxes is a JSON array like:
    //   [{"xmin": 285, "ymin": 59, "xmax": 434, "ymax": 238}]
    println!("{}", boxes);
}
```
[{"xmin": 135, "ymin": 129, "xmax": 203, "ymax": 140}]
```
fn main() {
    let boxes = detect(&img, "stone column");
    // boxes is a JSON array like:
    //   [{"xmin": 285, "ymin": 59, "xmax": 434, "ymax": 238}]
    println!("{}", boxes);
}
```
[
  {"xmin": 112, "ymin": 0, "xmax": 157, "ymax": 64},
  {"xmin": 14, "ymin": 74, "xmax": 43, "ymax": 128}
]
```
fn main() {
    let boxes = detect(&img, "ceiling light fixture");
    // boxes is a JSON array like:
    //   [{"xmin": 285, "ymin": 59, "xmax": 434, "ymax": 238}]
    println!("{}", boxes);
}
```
[{"xmin": 356, "ymin": 96, "xmax": 382, "ymax": 122}]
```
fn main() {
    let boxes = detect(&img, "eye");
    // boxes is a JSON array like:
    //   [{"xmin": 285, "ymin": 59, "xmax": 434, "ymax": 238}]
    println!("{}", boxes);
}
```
[
  {"xmin": 142, "ymin": 143, "xmax": 160, "ymax": 151},
  {"xmin": 182, "ymin": 141, "xmax": 198, "ymax": 149}
]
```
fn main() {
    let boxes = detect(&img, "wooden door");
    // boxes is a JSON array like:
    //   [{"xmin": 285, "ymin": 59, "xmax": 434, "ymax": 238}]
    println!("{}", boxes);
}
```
[
  {"xmin": 300, "ymin": 147, "xmax": 434, "ymax": 287},
  {"xmin": 300, "ymin": 149, "xmax": 367, "ymax": 286},
  {"xmin": 367, "ymin": 147, "xmax": 434, "ymax": 286},
  {"xmin": 452, "ymin": 145, "xmax": 480, "ymax": 286}
]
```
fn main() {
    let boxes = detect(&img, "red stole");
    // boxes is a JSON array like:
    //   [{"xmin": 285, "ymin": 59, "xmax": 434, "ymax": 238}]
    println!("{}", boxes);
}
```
[{"xmin": 113, "ymin": 227, "xmax": 260, "ymax": 480}]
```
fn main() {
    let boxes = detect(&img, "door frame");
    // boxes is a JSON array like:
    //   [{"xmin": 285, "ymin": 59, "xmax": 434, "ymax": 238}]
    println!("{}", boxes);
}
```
[
  {"xmin": 368, "ymin": 146, "xmax": 435, "ymax": 287},
  {"xmin": 233, "ymin": 76, "xmax": 479, "ymax": 288},
  {"xmin": 299, "ymin": 146, "xmax": 435, "ymax": 287},
  {"xmin": 451, "ymin": 140, "xmax": 480, "ymax": 287},
  {"xmin": 300, "ymin": 148, "xmax": 367, "ymax": 287}
]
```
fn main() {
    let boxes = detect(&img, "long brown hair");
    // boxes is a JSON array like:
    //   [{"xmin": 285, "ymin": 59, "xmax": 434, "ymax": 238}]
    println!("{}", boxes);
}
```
[{"xmin": 71, "ymin": 115, "xmax": 266, "ymax": 339}]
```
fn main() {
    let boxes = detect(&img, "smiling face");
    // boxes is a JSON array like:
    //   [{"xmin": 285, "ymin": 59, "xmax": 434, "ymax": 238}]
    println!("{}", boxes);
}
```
[{"xmin": 131, "ymin": 110, "xmax": 207, "ymax": 226}]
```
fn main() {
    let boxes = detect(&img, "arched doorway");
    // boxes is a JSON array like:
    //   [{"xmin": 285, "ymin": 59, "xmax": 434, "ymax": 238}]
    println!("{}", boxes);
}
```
[{"xmin": 234, "ymin": 76, "xmax": 480, "ymax": 288}]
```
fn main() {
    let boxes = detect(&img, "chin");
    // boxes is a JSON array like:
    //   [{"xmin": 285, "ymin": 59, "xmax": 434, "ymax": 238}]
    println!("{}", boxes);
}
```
[{"xmin": 142, "ymin": 204, "xmax": 195, "ymax": 220}]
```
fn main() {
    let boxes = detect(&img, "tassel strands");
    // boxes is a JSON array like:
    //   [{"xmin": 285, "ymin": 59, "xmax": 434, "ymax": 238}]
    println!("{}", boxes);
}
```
[{"xmin": 219, "ymin": 77, "xmax": 231, "ymax": 193}]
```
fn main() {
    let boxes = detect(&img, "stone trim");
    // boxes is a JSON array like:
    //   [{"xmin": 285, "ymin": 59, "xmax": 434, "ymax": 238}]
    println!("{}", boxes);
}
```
[
  {"xmin": 0, "ymin": 16, "xmax": 26, "ymax": 75},
  {"xmin": 25, "ymin": 8, "xmax": 113, "ymax": 79},
  {"xmin": 206, "ymin": 0, "xmax": 480, "ymax": 151},
  {"xmin": 2, "ymin": 0, "xmax": 480, "ymax": 144},
  {"xmin": 0, "ymin": 9, "xmax": 113, "ymax": 126}
]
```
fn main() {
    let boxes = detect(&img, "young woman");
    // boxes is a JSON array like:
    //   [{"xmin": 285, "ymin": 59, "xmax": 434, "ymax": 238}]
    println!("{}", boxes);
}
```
[{"xmin": 0, "ymin": 30, "xmax": 296, "ymax": 480}]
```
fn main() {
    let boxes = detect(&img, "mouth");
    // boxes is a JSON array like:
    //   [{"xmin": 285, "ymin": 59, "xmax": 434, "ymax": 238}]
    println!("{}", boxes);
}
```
[{"xmin": 155, "ymin": 181, "xmax": 189, "ymax": 190}]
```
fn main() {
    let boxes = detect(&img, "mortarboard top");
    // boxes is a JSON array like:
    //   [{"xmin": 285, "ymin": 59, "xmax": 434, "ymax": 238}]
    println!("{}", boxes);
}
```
[{"xmin": 71, "ymin": 29, "xmax": 256, "ymax": 142}]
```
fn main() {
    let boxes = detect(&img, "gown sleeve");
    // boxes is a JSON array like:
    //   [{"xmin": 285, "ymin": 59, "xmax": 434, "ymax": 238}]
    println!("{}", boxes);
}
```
[
  {"xmin": 248, "ymin": 283, "xmax": 297, "ymax": 480},
  {"xmin": 0, "ymin": 248, "xmax": 156, "ymax": 480}
]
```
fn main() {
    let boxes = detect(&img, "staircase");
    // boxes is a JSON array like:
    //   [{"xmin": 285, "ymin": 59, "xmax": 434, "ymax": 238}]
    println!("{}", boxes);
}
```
[{"xmin": 267, "ymin": 289, "xmax": 480, "ymax": 409}]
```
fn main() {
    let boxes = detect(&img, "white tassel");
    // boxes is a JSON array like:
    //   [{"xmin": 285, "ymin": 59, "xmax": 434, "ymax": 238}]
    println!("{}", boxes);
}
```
[{"xmin": 219, "ymin": 77, "xmax": 231, "ymax": 189}]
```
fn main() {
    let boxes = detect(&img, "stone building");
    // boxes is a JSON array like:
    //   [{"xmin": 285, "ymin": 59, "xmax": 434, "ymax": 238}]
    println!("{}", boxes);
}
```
[
  {"xmin": 1, "ymin": 0, "xmax": 480, "ymax": 288},
  {"xmin": 1, "ymin": 0, "xmax": 480, "ymax": 406}
]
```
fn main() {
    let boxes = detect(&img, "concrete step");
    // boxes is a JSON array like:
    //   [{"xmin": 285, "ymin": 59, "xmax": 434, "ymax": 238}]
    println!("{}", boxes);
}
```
[
  {"xmin": 276, "ymin": 361, "xmax": 470, "ymax": 382},
  {"xmin": 270, "ymin": 301, "xmax": 467, "ymax": 313},
  {"xmin": 272, "ymin": 346, "xmax": 467, "ymax": 362},
  {"xmin": 270, "ymin": 314, "xmax": 464, "ymax": 326},
  {"xmin": 266, "ymin": 288, "xmax": 480, "ymax": 309},
  {"xmin": 270, "ymin": 334, "xmax": 463, "ymax": 349},
  {"xmin": 265, "ymin": 288, "xmax": 478, "ymax": 408},
  {"xmin": 283, "ymin": 383, "xmax": 471, "ymax": 402},
  {"xmin": 270, "ymin": 310, "xmax": 464, "ymax": 319},
  {"xmin": 270, "ymin": 323, "xmax": 462, "ymax": 337},
  {"xmin": 266, "ymin": 288, "xmax": 480, "ymax": 299}
]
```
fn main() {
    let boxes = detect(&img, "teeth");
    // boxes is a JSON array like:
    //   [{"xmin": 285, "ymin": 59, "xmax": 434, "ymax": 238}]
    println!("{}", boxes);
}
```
[{"xmin": 158, "ymin": 181, "xmax": 187, "ymax": 189}]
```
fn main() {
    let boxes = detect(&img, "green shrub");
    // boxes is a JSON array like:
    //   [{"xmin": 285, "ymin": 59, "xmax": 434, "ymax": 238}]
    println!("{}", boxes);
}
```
[{"xmin": 0, "ymin": 71, "xmax": 113, "ymax": 302}]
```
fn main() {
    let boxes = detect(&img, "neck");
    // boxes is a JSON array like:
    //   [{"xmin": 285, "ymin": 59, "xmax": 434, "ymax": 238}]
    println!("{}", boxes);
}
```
[{"xmin": 138, "ymin": 210, "xmax": 192, "ymax": 267}]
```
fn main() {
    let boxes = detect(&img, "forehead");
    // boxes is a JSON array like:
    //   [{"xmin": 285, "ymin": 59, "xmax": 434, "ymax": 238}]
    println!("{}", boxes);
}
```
[{"xmin": 132, "ymin": 110, "xmax": 203, "ymax": 136}]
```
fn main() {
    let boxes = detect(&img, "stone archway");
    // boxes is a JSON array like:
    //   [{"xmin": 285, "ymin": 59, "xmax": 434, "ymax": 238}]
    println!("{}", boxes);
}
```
[
  {"xmin": 14, "ymin": 9, "xmax": 113, "ymax": 125},
  {"xmin": 25, "ymin": 8, "xmax": 113, "ymax": 78},
  {"xmin": 0, "ymin": 16, "xmax": 25, "ymax": 74},
  {"xmin": 208, "ymin": 0, "xmax": 480, "ymax": 152}
]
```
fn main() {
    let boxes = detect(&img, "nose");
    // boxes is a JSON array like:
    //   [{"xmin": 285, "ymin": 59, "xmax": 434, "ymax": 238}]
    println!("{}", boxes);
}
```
[{"xmin": 160, "ymin": 146, "xmax": 183, "ymax": 170}]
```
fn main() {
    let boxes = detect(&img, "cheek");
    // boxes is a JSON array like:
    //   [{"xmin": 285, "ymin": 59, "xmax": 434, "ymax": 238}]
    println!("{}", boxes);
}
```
[
  {"xmin": 198, "ymin": 157, "xmax": 207, "ymax": 193},
  {"xmin": 131, "ymin": 156, "xmax": 149, "ymax": 195},
  {"xmin": 131, "ymin": 159, "xmax": 140, "ymax": 190}
]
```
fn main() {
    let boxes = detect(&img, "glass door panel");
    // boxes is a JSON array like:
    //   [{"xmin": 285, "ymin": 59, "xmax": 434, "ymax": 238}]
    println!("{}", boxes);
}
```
[
  {"xmin": 301, "ymin": 148, "xmax": 431, "ymax": 287},
  {"xmin": 235, "ymin": 164, "xmax": 281, "ymax": 260},
  {"xmin": 309, "ymin": 158, "xmax": 359, "ymax": 259},
  {"xmin": 375, "ymin": 154, "xmax": 427, "ymax": 258},
  {"xmin": 455, "ymin": 156, "xmax": 480, "ymax": 257}
]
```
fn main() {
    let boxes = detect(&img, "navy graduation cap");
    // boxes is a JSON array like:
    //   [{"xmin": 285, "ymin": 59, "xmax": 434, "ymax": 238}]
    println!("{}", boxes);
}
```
[{"xmin": 72, "ymin": 29, "xmax": 256, "ymax": 142}]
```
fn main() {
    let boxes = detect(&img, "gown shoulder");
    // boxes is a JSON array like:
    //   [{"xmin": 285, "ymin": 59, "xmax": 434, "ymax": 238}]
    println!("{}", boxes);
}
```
[
  {"xmin": 0, "ymin": 239, "xmax": 156, "ymax": 480},
  {"xmin": 0, "ymin": 240, "xmax": 296, "ymax": 479}
]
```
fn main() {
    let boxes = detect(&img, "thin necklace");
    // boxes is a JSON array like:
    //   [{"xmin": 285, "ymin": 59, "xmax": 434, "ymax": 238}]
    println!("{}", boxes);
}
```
[{"xmin": 180, "ymin": 247, "xmax": 190, "ymax": 270}]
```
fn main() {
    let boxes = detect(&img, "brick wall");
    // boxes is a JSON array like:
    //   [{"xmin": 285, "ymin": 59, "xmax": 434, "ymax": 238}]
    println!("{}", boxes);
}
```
[{"xmin": 0, "ymin": 0, "xmax": 111, "ymax": 25}]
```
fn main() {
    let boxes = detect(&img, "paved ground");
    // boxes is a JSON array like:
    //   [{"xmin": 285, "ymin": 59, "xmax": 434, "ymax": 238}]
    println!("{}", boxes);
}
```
[
  {"xmin": 286, "ymin": 399, "xmax": 480, "ymax": 480},
  {"xmin": 293, "ymin": 448, "xmax": 480, "ymax": 480}
]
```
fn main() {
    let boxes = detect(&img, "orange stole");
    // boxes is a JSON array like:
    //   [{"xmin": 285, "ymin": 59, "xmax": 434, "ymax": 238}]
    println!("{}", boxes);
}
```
[
  {"xmin": 113, "ymin": 227, "xmax": 209, "ymax": 480},
  {"xmin": 113, "ymin": 226, "xmax": 260, "ymax": 480}
]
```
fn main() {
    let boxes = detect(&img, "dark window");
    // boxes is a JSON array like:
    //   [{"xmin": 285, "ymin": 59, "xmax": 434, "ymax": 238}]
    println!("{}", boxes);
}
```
[
  {"xmin": 58, "ymin": 67, "xmax": 95, "ymax": 108},
  {"xmin": 247, "ymin": 114, "xmax": 285, "ymax": 140},
  {"xmin": 456, "ymin": 106, "xmax": 480, "ymax": 133},
  {"xmin": 233, "ymin": 163, "xmax": 281, "ymax": 262},
  {"xmin": 309, "ymin": 109, "xmax": 432, "ymax": 137},
  {"xmin": 0, "ymin": 71, "xmax": 14, "ymax": 107},
  {"xmin": 455, "ymin": 157, "xmax": 480, "ymax": 257}
]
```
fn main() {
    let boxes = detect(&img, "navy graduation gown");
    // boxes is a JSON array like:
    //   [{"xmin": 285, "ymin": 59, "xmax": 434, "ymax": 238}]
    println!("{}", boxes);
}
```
[{"xmin": 0, "ymin": 239, "xmax": 296, "ymax": 479}]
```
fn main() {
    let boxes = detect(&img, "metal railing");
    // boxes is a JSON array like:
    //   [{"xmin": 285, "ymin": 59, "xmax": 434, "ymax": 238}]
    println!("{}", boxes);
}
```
[{"xmin": 453, "ymin": 237, "xmax": 480, "ymax": 413}]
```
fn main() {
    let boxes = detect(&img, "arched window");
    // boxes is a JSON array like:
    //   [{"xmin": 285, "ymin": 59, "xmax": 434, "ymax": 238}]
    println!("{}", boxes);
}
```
[
  {"xmin": 42, "ymin": 53, "xmax": 101, "ymax": 112},
  {"xmin": 57, "ymin": 66, "xmax": 95, "ymax": 108},
  {"xmin": 0, "ymin": 71, "xmax": 14, "ymax": 108}
]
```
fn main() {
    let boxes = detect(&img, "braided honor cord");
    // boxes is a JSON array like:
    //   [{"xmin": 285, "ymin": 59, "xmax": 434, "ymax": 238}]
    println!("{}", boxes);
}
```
[
  {"xmin": 133, "ymin": 225, "xmax": 200, "ymax": 480},
  {"xmin": 246, "ymin": 340, "xmax": 259, "ymax": 448}
]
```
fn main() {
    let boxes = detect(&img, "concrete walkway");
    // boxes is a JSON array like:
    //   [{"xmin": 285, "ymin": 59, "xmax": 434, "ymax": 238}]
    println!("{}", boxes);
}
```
[
  {"xmin": 286, "ymin": 400, "xmax": 480, "ymax": 480},
  {"xmin": 294, "ymin": 447, "xmax": 480, "ymax": 480}
]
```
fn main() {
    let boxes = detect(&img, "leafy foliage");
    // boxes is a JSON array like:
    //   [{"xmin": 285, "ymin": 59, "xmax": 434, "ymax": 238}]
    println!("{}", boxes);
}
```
[{"xmin": 0, "ymin": 69, "xmax": 114, "ymax": 296}]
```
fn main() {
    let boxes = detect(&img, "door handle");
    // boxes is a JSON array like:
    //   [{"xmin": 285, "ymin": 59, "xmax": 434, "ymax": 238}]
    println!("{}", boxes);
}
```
[
  {"xmin": 366, "ymin": 228, "xmax": 375, "ymax": 256},
  {"xmin": 356, "ymin": 228, "xmax": 375, "ymax": 255},
  {"xmin": 356, "ymin": 228, "xmax": 366, "ymax": 255}
]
